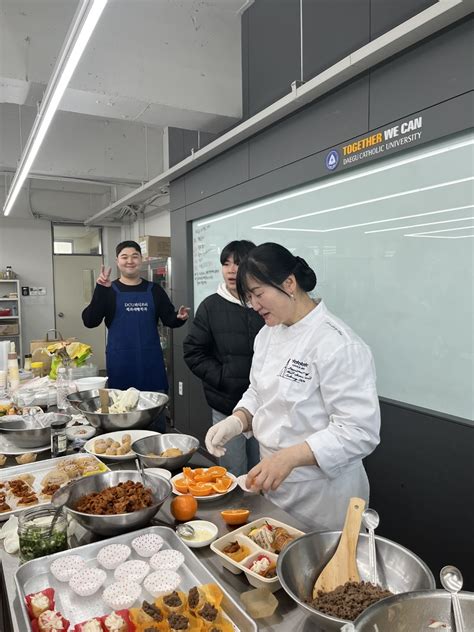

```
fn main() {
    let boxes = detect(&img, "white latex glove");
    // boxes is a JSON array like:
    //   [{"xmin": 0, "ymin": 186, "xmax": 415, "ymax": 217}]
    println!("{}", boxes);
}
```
[{"xmin": 205, "ymin": 414, "xmax": 244, "ymax": 457}]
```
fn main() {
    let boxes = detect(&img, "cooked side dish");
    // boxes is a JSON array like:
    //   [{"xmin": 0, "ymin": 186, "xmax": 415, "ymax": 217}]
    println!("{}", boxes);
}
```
[
  {"xmin": 75, "ymin": 480, "xmax": 154, "ymax": 515},
  {"xmin": 310, "ymin": 581, "xmax": 393, "ymax": 620}
]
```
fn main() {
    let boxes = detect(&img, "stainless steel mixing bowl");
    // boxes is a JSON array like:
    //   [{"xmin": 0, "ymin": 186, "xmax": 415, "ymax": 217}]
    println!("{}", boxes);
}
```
[
  {"xmin": 277, "ymin": 530, "xmax": 436, "ymax": 631},
  {"xmin": 63, "ymin": 469, "xmax": 171, "ymax": 536},
  {"xmin": 353, "ymin": 589, "xmax": 474, "ymax": 630},
  {"xmin": 132, "ymin": 433, "xmax": 200, "ymax": 470},
  {"xmin": 0, "ymin": 413, "xmax": 70, "ymax": 448},
  {"xmin": 68, "ymin": 389, "xmax": 169, "ymax": 431}
]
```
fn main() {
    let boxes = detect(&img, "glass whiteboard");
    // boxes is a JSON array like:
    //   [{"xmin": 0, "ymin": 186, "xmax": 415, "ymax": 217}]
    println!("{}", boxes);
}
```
[{"xmin": 192, "ymin": 131, "xmax": 474, "ymax": 420}]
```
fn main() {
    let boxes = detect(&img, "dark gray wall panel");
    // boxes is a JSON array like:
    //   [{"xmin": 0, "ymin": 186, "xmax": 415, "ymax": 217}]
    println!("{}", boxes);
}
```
[
  {"xmin": 170, "ymin": 208, "xmax": 188, "ymax": 295},
  {"xmin": 370, "ymin": 0, "xmax": 438, "ymax": 40},
  {"xmin": 365, "ymin": 401, "xmax": 474, "ymax": 590},
  {"xmin": 369, "ymin": 17, "xmax": 474, "ymax": 129},
  {"xmin": 184, "ymin": 142, "xmax": 249, "ymax": 206},
  {"xmin": 188, "ymin": 374, "xmax": 213, "ymax": 449},
  {"xmin": 247, "ymin": 0, "xmax": 300, "ymax": 116},
  {"xmin": 302, "ymin": 0, "xmax": 370, "ymax": 80},
  {"xmin": 249, "ymin": 77, "xmax": 369, "ymax": 178},
  {"xmin": 170, "ymin": 179, "xmax": 186, "ymax": 212},
  {"xmin": 172, "ymin": 344, "xmax": 189, "ymax": 434}
]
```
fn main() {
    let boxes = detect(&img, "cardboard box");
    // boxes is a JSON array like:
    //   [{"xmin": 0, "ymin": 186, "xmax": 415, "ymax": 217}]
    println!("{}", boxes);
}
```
[
  {"xmin": 139, "ymin": 235, "xmax": 171, "ymax": 259},
  {"xmin": 0, "ymin": 323, "xmax": 19, "ymax": 336}
]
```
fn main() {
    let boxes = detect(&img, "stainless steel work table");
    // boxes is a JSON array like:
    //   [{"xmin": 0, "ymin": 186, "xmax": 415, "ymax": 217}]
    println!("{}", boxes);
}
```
[{"xmin": 0, "ymin": 452, "xmax": 323, "ymax": 631}]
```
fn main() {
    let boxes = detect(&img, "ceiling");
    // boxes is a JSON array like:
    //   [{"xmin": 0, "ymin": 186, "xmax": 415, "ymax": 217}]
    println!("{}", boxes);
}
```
[{"xmin": 1, "ymin": 0, "xmax": 244, "ymax": 132}]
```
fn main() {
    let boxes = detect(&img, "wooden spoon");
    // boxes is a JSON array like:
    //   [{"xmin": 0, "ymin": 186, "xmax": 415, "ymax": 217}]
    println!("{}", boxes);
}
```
[
  {"xmin": 99, "ymin": 388, "xmax": 109, "ymax": 414},
  {"xmin": 312, "ymin": 497, "xmax": 366, "ymax": 598}
]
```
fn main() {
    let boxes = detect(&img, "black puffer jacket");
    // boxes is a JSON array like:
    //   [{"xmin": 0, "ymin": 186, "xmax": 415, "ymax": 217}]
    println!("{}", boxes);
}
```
[{"xmin": 183, "ymin": 293, "xmax": 264, "ymax": 415}]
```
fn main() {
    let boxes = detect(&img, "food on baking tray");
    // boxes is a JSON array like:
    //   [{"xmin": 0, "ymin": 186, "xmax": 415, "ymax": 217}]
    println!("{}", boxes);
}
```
[
  {"xmin": 102, "ymin": 609, "xmax": 133, "ymax": 632},
  {"xmin": 167, "ymin": 611, "xmax": 201, "ymax": 632},
  {"xmin": 94, "ymin": 434, "xmax": 132, "ymax": 456},
  {"xmin": 187, "ymin": 583, "xmax": 224, "ymax": 613},
  {"xmin": 25, "ymin": 588, "xmax": 55, "ymax": 619},
  {"xmin": 0, "ymin": 454, "xmax": 6, "ymax": 466},
  {"xmin": 158, "ymin": 589, "xmax": 186, "ymax": 614},
  {"xmin": 40, "ymin": 469, "xmax": 69, "ymax": 488},
  {"xmin": 75, "ymin": 480, "xmax": 153, "ymax": 515},
  {"xmin": 40, "ymin": 483, "xmax": 61, "ymax": 500},
  {"xmin": 247, "ymin": 521, "xmax": 274, "ymax": 550},
  {"xmin": 309, "ymin": 580, "xmax": 393, "ymax": 621},
  {"xmin": 222, "ymin": 541, "xmax": 250, "ymax": 563},
  {"xmin": 73, "ymin": 618, "xmax": 103, "ymax": 632},
  {"xmin": 15, "ymin": 452, "xmax": 37, "ymax": 465},
  {"xmin": 32, "ymin": 609, "xmax": 70, "ymax": 632},
  {"xmin": 130, "ymin": 600, "xmax": 165, "ymax": 628},
  {"xmin": 247, "ymin": 554, "xmax": 277, "ymax": 578},
  {"xmin": 17, "ymin": 473, "xmax": 35, "ymax": 486}
]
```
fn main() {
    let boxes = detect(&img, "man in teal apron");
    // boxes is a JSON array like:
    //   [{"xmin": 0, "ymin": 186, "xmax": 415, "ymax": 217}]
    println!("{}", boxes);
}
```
[{"xmin": 82, "ymin": 240, "xmax": 189, "ymax": 431}]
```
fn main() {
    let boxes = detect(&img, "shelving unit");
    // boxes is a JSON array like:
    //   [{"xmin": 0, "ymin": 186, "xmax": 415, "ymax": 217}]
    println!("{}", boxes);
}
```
[{"xmin": 0, "ymin": 280, "xmax": 23, "ymax": 361}]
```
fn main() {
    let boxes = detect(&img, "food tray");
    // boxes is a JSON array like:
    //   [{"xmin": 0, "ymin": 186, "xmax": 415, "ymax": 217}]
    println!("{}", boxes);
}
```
[
  {"xmin": 15, "ymin": 525, "xmax": 258, "ymax": 631},
  {"xmin": 0, "ymin": 454, "xmax": 109, "ymax": 521},
  {"xmin": 211, "ymin": 517, "xmax": 305, "ymax": 592}
]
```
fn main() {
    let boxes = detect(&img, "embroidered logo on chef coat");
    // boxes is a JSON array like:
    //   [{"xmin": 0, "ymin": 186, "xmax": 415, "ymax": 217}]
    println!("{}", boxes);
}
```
[
  {"xmin": 124, "ymin": 301, "xmax": 149, "ymax": 312},
  {"xmin": 278, "ymin": 358, "xmax": 312, "ymax": 383}
]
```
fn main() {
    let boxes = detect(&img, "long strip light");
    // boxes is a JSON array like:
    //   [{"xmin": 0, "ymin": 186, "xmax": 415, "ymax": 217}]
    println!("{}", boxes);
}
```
[
  {"xmin": 197, "ymin": 137, "xmax": 474, "ymax": 227},
  {"xmin": 365, "ymin": 216, "xmax": 474, "ymax": 234},
  {"xmin": 405, "ymin": 226, "xmax": 474, "ymax": 238},
  {"xmin": 3, "ymin": 0, "xmax": 108, "ymax": 216}
]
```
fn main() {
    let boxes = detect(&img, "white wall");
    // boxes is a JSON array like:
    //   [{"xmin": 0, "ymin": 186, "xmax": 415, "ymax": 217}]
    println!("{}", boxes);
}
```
[
  {"xmin": 0, "ymin": 216, "xmax": 54, "ymax": 355},
  {"xmin": 120, "ymin": 210, "xmax": 171, "ymax": 243}
]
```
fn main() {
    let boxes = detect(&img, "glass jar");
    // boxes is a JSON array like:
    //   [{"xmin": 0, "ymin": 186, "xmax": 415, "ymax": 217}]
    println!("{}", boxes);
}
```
[
  {"xmin": 31, "ymin": 362, "xmax": 44, "ymax": 378},
  {"xmin": 18, "ymin": 507, "xmax": 68, "ymax": 563},
  {"xmin": 24, "ymin": 354, "xmax": 32, "ymax": 371},
  {"xmin": 51, "ymin": 418, "xmax": 68, "ymax": 457}
]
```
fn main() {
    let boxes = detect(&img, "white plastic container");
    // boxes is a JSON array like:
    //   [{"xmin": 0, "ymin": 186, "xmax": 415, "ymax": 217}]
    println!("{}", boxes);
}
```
[
  {"xmin": 74, "ymin": 376, "xmax": 107, "ymax": 392},
  {"xmin": 210, "ymin": 517, "xmax": 305, "ymax": 592}
]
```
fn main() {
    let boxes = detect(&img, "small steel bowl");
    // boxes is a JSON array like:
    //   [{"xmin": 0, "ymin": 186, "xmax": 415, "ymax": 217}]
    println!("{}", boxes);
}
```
[
  {"xmin": 132, "ymin": 433, "xmax": 199, "ymax": 470},
  {"xmin": 277, "ymin": 530, "xmax": 436, "ymax": 632},
  {"xmin": 0, "ymin": 413, "xmax": 70, "ymax": 448},
  {"xmin": 67, "ymin": 389, "xmax": 169, "ymax": 431},
  {"xmin": 352, "ymin": 589, "xmax": 474, "ymax": 630},
  {"xmin": 63, "ymin": 469, "xmax": 171, "ymax": 536}
]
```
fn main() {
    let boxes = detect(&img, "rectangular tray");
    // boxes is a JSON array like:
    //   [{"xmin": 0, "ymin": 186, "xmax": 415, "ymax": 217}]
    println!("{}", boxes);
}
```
[
  {"xmin": 0, "ymin": 454, "xmax": 109, "ymax": 521},
  {"xmin": 211, "ymin": 516, "xmax": 305, "ymax": 592},
  {"xmin": 15, "ymin": 525, "xmax": 258, "ymax": 631}
]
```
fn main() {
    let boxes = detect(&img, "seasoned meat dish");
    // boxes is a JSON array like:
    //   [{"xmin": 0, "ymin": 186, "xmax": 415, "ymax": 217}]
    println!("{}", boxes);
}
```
[{"xmin": 75, "ymin": 480, "xmax": 153, "ymax": 515}]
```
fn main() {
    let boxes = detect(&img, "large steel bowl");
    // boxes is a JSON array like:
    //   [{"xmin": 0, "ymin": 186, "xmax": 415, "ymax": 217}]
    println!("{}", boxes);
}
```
[
  {"xmin": 277, "ymin": 530, "xmax": 436, "ymax": 631},
  {"xmin": 352, "ymin": 589, "xmax": 474, "ymax": 630},
  {"xmin": 62, "ymin": 469, "xmax": 171, "ymax": 536},
  {"xmin": 67, "ymin": 389, "xmax": 169, "ymax": 431},
  {"xmin": 0, "ymin": 413, "xmax": 70, "ymax": 448},
  {"xmin": 132, "ymin": 433, "xmax": 199, "ymax": 470}
]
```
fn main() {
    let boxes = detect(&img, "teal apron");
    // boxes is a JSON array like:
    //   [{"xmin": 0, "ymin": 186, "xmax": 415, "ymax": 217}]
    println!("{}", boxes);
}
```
[{"xmin": 106, "ymin": 281, "xmax": 168, "ymax": 392}]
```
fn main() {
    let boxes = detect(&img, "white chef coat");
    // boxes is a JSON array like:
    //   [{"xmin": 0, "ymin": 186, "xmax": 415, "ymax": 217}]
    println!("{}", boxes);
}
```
[{"xmin": 236, "ymin": 299, "xmax": 380, "ymax": 531}]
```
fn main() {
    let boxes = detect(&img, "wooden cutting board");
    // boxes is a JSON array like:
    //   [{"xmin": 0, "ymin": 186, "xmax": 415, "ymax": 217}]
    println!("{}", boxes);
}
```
[{"xmin": 312, "ymin": 497, "xmax": 366, "ymax": 597}]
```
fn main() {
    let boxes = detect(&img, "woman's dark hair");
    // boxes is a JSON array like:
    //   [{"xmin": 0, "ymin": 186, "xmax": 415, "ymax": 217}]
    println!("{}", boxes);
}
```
[
  {"xmin": 220, "ymin": 240, "xmax": 256, "ymax": 266},
  {"xmin": 116, "ymin": 240, "xmax": 142, "ymax": 256},
  {"xmin": 236, "ymin": 242, "xmax": 316, "ymax": 303}
]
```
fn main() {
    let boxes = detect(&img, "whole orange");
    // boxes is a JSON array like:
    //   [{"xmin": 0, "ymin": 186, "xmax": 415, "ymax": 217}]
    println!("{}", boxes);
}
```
[{"xmin": 170, "ymin": 494, "xmax": 198, "ymax": 521}]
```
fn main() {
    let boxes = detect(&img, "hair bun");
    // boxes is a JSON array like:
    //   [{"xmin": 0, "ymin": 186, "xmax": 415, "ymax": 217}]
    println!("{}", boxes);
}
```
[{"xmin": 294, "ymin": 256, "xmax": 317, "ymax": 292}]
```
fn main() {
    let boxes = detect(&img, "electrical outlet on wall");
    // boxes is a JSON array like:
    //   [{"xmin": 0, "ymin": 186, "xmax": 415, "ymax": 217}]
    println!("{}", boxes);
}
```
[{"xmin": 178, "ymin": 381, "xmax": 183, "ymax": 396}]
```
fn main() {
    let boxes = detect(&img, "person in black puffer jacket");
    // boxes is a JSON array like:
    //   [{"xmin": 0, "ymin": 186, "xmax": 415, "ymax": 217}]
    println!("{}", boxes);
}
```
[{"xmin": 183, "ymin": 240, "xmax": 264, "ymax": 476}]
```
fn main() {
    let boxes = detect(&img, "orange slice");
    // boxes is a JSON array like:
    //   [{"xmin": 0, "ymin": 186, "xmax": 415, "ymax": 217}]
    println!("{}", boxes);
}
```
[
  {"xmin": 183, "ymin": 467, "xmax": 195, "ymax": 481},
  {"xmin": 220, "ymin": 508, "xmax": 250, "ymax": 525},
  {"xmin": 187, "ymin": 482, "xmax": 214, "ymax": 497},
  {"xmin": 193, "ymin": 472, "xmax": 214, "ymax": 483},
  {"xmin": 174, "ymin": 477, "xmax": 189, "ymax": 494},
  {"xmin": 207, "ymin": 466, "xmax": 227, "ymax": 480},
  {"xmin": 212, "ymin": 476, "xmax": 233, "ymax": 493}
]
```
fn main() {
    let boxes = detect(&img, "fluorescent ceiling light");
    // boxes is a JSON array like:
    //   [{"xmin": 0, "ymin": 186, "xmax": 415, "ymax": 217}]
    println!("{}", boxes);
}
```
[
  {"xmin": 365, "ymin": 216, "xmax": 474, "ymax": 234},
  {"xmin": 253, "ymin": 204, "xmax": 473, "ymax": 233},
  {"xmin": 197, "ymin": 136, "xmax": 474, "ymax": 227},
  {"xmin": 3, "ymin": 0, "xmax": 108, "ymax": 216},
  {"xmin": 406, "ymin": 225, "xmax": 474, "ymax": 236}
]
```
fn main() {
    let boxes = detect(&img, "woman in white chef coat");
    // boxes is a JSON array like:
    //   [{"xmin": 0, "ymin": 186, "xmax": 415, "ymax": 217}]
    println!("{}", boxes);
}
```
[{"xmin": 205, "ymin": 242, "xmax": 380, "ymax": 530}]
